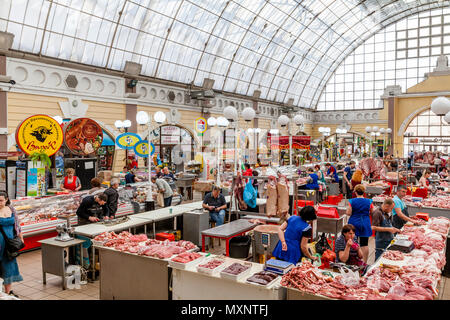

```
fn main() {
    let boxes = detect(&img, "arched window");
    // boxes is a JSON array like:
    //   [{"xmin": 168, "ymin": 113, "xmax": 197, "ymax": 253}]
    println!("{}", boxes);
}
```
[
  {"xmin": 150, "ymin": 125, "xmax": 195, "ymax": 171},
  {"xmin": 403, "ymin": 109, "xmax": 450, "ymax": 155},
  {"xmin": 325, "ymin": 132, "xmax": 370, "ymax": 155}
]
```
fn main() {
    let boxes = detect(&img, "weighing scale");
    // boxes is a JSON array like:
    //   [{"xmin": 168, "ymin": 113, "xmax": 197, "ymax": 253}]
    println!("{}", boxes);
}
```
[
  {"xmin": 388, "ymin": 239, "xmax": 414, "ymax": 253},
  {"xmin": 264, "ymin": 259, "xmax": 294, "ymax": 275},
  {"xmin": 261, "ymin": 233, "xmax": 270, "ymax": 264}
]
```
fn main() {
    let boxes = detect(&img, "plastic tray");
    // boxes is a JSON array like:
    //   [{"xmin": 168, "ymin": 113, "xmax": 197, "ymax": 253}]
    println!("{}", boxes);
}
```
[
  {"xmin": 169, "ymin": 254, "xmax": 205, "ymax": 270},
  {"xmin": 196, "ymin": 257, "xmax": 227, "ymax": 275},
  {"xmin": 220, "ymin": 262, "xmax": 253, "ymax": 281},
  {"xmin": 245, "ymin": 271, "xmax": 279, "ymax": 287}
]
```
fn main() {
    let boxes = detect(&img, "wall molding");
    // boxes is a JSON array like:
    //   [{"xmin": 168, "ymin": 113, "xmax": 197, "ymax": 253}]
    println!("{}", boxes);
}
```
[{"xmin": 397, "ymin": 105, "xmax": 430, "ymax": 137}]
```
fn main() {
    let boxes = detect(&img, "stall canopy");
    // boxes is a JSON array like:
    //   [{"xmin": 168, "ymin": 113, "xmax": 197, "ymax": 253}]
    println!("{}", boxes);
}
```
[
  {"xmin": 101, "ymin": 130, "xmax": 115, "ymax": 146},
  {"xmin": 269, "ymin": 136, "xmax": 311, "ymax": 150}
]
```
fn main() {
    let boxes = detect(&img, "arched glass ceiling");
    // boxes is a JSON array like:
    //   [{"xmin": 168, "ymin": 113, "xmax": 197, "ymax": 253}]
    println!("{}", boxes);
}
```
[{"xmin": 1, "ymin": 0, "xmax": 450, "ymax": 110}]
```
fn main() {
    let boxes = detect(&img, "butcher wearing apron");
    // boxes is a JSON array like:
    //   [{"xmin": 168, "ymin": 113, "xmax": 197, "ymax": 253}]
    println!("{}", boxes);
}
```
[
  {"xmin": 373, "ymin": 208, "xmax": 394, "ymax": 260},
  {"xmin": 392, "ymin": 195, "xmax": 409, "ymax": 230}
]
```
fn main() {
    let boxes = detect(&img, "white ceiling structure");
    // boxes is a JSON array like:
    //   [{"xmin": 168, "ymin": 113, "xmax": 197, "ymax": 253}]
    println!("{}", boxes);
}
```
[{"xmin": 1, "ymin": 0, "xmax": 449, "ymax": 110}]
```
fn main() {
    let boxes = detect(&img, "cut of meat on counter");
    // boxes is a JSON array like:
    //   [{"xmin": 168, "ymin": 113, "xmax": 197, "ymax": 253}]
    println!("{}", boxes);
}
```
[
  {"xmin": 222, "ymin": 263, "xmax": 250, "ymax": 275},
  {"xmin": 171, "ymin": 252, "xmax": 202, "ymax": 263},
  {"xmin": 383, "ymin": 250, "xmax": 405, "ymax": 261},
  {"xmin": 247, "ymin": 271, "xmax": 278, "ymax": 286},
  {"xmin": 198, "ymin": 259, "xmax": 225, "ymax": 269}
]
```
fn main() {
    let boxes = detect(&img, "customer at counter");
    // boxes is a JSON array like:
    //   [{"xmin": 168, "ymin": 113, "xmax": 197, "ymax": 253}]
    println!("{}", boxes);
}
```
[
  {"xmin": 104, "ymin": 178, "xmax": 120, "ymax": 219},
  {"xmin": 151, "ymin": 176, "xmax": 173, "ymax": 207},
  {"xmin": 125, "ymin": 169, "xmax": 142, "ymax": 184},
  {"xmin": 243, "ymin": 163, "xmax": 253, "ymax": 177},
  {"xmin": 162, "ymin": 167, "xmax": 177, "ymax": 180},
  {"xmin": 88, "ymin": 178, "xmax": 102, "ymax": 194},
  {"xmin": 343, "ymin": 161, "xmax": 356, "ymax": 199},
  {"xmin": 76, "ymin": 193, "xmax": 108, "ymax": 225},
  {"xmin": 392, "ymin": 185, "xmax": 418, "ymax": 229},
  {"xmin": 346, "ymin": 184, "xmax": 374, "ymax": 263},
  {"xmin": 371, "ymin": 198, "xmax": 400, "ymax": 260},
  {"xmin": 62, "ymin": 168, "xmax": 82, "ymax": 192},
  {"xmin": 335, "ymin": 224, "xmax": 365, "ymax": 267},
  {"xmin": 325, "ymin": 163, "xmax": 339, "ymax": 183},
  {"xmin": 155, "ymin": 166, "xmax": 163, "ymax": 178},
  {"xmin": 202, "ymin": 186, "xmax": 227, "ymax": 226},
  {"xmin": 418, "ymin": 169, "xmax": 432, "ymax": 190},
  {"xmin": 272, "ymin": 206, "xmax": 318, "ymax": 265}
]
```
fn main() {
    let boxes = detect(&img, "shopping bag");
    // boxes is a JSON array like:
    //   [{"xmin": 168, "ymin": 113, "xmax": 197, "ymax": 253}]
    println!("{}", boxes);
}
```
[
  {"xmin": 157, "ymin": 192, "xmax": 165, "ymax": 207},
  {"xmin": 243, "ymin": 180, "xmax": 257, "ymax": 208}
]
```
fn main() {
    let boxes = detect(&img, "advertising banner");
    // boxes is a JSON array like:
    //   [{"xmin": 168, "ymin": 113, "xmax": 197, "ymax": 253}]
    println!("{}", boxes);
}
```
[
  {"xmin": 64, "ymin": 118, "xmax": 103, "ymax": 155},
  {"xmin": 15, "ymin": 115, "xmax": 64, "ymax": 156},
  {"xmin": 269, "ymin": 136, "xmax": 311, "ymax": 150}
]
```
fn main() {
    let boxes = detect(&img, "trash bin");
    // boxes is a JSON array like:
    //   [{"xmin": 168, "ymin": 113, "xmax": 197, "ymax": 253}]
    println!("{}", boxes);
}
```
[{"xmin": 229, "ymin": 235, "xmax": 251, "ymax": 259}]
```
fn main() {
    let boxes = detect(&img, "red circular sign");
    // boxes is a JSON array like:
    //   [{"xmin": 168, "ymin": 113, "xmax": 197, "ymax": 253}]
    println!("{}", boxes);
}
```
[{"xmin": 64, "ymin": 118, "xmax": 103, "ymax": 155}]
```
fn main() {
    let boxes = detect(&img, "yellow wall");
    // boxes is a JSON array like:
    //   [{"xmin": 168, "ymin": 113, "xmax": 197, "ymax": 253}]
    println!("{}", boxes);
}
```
[
  {"xmin": 407, "ymin": 74, "xmax": 450, "ymax": 93},
  {"xmin": 7, "ymin": 92, "xmax": 66, "ymax": 151},
  {"xmin": 82, "ymin": 100, "xmax": 126, "ymax": 173}
]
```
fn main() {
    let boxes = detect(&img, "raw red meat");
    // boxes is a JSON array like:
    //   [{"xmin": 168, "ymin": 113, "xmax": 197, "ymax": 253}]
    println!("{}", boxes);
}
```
[
  {"xmin": 383, "ymin": 250, "xmax": 405, "ymax": 261},
  {"xmin": 171, "ymin": 252, "xmax": 202, "ymax": 263},
  {"xmin": 198, "ymin": 259, "xmax": 225, "ymax": 269}
]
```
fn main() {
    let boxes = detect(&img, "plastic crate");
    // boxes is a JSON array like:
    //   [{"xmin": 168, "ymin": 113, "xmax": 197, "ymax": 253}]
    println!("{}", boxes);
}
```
[
  {"xmin": 415, "ymin": 212, "xmax": 430, "ymax": 221},
  {"xmin": 155, "ymin": 232, "xmax": 175, "ymax": 241},
  {"xmin": 316, "ymin": 206, "xmax": 339, "ymax": 219}
]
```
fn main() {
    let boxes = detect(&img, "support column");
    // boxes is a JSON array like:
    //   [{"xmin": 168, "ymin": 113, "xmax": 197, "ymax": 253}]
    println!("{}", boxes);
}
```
[
  {"xmin": 388, "ymin": 97, "xmax": 395, "ymax": 156},
  {"xmin": 0, "ymin": 55, "xmax": 7, "ymax": 154},
  {"xmin": 125, "ymin": 104, "xmax": 137, "ymax": 133}
]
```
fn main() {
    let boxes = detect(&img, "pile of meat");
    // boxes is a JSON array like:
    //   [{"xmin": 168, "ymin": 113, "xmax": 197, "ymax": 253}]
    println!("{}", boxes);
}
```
[
  {"xmin": 383, "ymin": 250, "xmax": 404, "ymax": 261},
  {"xmin": 428, "ymin": 217, "xmax": 450, "ymax": 235},
  {"xmin": 171, "ymin": 252, "xmax": 202, "ymax": 264},
  {"xmin": 407, "ymin": 196, "xmax": 450, "ymax": 209},
  {"xmin": 93, "ymin": 231, "xmax": 120, "ymax": 242},
  {"xmin": 198, "ymin": 259, "xmax": 225, "ymax": 270},
  {"xmin": 409, "ymin": 216, "xmax": 427, "ymax": 226},
  {"xmin": 281, "ymin": 261, "xmax": 381, "ymax": 300},
  {"xmin": 359, "ymin": 158, "xmax": 384, "ymax": 179},
  {"xmin": 96, "ymin": 231, "xmax": 197, "ymax": 259},
  {"xmin": 221, "ymin": 263, "xmax": 250, "ymax": 275},
  {"xmin": 246, "ymin": 271, "xmax": 278, "ymax": 286}
]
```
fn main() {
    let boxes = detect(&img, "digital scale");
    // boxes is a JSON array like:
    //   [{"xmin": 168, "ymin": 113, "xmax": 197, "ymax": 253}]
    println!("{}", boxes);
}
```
[
  {"xmin": 388, "ymin": 239, "xmax": 414, "ymax": 253},
  {"xmin": 264, "ymin": 259, "xmax": 294, "ymax": 275}
]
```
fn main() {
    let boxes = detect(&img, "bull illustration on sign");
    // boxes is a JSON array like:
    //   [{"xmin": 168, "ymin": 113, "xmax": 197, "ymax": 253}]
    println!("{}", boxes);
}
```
[{"xmin": 30, "ymin": 126, "xmax": 53, "ymax": 143}]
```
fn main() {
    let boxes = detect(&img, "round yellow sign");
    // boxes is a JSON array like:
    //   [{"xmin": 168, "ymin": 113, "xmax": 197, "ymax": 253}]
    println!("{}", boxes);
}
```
[{"xmin": 15, "ymin": 115, "xmax": 64, "ymax": 156}]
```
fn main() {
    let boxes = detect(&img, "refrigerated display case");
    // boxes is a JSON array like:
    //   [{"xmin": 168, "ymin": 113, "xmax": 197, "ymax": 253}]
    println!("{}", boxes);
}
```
[
  {"xmin": 0, "ymin": 160, "xmax": 17, "ymax": 200},
  {"xmin": 12, "ymin": 190, "xmax": 135, "ymax": 250}
]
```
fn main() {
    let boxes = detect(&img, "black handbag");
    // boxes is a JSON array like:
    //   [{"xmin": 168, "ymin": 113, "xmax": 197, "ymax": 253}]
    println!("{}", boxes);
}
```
[
  {"xmin": 0, "ymin": 225, "xmax": 25, "ymax": 260},
  {"xmin": 315, "ymin": 233, "xmax": 332, "ymax": 254}
]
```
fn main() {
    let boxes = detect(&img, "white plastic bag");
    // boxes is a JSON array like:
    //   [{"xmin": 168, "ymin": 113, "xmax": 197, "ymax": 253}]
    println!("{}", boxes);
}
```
[
  {"xmin": 65, "ymin": 265, "xmax": 81, "ymax": 289},
  {"xmin": 338, "ymin": 266, "xmax": 360, "ymax": 287}
]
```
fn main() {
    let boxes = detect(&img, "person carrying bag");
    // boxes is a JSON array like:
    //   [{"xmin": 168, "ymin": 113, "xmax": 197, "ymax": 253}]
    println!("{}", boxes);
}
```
[{"xmin": 0, "ymin": 225, "xmax": 24, "ymax": 260}]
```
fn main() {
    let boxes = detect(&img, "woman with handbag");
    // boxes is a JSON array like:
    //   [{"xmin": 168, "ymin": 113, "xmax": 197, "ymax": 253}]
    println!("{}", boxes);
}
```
[{"xmin": 0, "ymin": 191, "xmax": 24, "ymax": 297}]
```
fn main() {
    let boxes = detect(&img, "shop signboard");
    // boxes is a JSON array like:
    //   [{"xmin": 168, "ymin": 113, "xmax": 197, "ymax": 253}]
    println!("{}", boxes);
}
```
[
  {"xmin": 194, "ymin": 117, "xmax": 207, "ymax": 134},
  {"xmin": 161, "ymin": 135, "xmax": 179, "ymax": 144},
  {"xmin": 64, "ymin": 118, "xmax": 103, "ymax": 156},
  {"xmin": 134, "ymin": 140, "xmax": 155, "ymax": 158},
  {"xmin": 161, "ymin": 125, "xmax": 181, "ymax": 136},
  {"xmin": 269, "ymin": 136, "xmax": 311, "ymax": 150},
  {"xmin": 15, "ymin": 114, "xmax": 64, "ymax": 156},
  {"xmin": 116, "ymin": 132, "xmax": 141, "ymax": 150}
]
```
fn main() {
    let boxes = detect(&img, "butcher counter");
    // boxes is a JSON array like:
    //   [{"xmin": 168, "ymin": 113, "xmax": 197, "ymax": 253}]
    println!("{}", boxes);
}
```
[{"xmin": 170, "ymin": 254, "xmax": 286, "ymax": 300}]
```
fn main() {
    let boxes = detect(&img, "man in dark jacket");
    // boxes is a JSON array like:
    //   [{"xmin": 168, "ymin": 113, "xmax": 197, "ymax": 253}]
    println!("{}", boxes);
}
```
[
  {"xmin": 104, "ymin": 178, "xmax": 120, "ymax": 219},
  {"xmin": 76, "ymin": 193, "xmax": 108, "ymax": 225}
]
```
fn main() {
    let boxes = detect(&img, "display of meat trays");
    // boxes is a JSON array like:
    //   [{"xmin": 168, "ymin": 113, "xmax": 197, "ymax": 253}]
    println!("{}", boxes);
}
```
[
  {"xmin": 168, "ymin": 252, "xmax": 205, "ymax": 270},
  {"xmin": 196, "ymin": 257, "xmax": 226, "ymax": 275},
  {"xmin": 264, "ymin": 259, "xmax": 294, "ymax": 275},
  {"xmin": 245, "ymin": 271, "xmax": 279, "ymax": 287},
  {"xmin": 220, "ymin": 262, "xmax": 252, "ymax": 281},
  {"xmin": 388, "ymin": 239, "xmax": 414, "ymax": 253}
]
